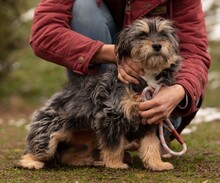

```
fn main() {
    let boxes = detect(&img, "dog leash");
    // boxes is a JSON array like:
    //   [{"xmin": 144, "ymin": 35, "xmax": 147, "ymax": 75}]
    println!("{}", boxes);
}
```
[{"xmin": 141, "ymin": 86, "xmax": 187, "ymax": 156}]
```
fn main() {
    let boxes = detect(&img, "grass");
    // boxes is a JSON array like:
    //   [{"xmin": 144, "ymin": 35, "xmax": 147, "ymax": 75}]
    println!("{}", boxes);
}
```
[
  {"xmin": 0, "ymin": 122, "xmax": 219, "ymax": 182},
  {"xmin": 0, "ymin": 2, "xmax": 220, "ymax": 182}
]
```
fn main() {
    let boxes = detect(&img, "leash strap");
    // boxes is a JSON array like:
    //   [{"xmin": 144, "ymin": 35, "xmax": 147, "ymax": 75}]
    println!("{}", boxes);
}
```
[{"xmin": 141, "ymin": 86, "xmax": 187, "ymax": 156}]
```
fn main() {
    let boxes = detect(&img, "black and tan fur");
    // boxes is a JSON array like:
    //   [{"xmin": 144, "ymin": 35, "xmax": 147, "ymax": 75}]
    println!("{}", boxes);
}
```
[{"xmin": 18, "ymin": 18, "xmax": 182, "ymax": 171}]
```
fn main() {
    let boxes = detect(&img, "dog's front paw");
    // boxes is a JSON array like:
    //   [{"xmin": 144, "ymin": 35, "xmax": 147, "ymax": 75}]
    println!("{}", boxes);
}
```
[
  {"xmin": 105, "ymin": 162, "xmax": 129, "ymax": 169},
  {"xmin": 144, "ymin": 161, "xmax": 174, "ymax": 171},
  {"xmin": 18, "ymin": 154, "xmax": 45, "ymax": 170}
]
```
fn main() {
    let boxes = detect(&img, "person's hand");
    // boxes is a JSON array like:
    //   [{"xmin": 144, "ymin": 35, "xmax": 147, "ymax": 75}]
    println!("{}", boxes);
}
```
[
  {"xmin": 139, "ymin": 84, "xmax": 185, "ymax": 125},
  {"xmin": 117, "ymin": 57, "xmax": 144, "ymax": 85}
]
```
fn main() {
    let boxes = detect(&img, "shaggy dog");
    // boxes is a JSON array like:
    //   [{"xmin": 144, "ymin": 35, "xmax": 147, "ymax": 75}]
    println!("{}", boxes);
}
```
[{"xmin": 18, "ymin": 18, "xmax": 182, "ymax": 171}]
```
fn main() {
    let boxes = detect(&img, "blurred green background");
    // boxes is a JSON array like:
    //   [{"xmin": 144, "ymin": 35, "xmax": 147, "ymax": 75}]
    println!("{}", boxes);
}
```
[
  {"xmin": 0, "ymin": 0, "xmax": 67, "ymax": 119},
  {"xmin": 0, "ymin": 0, "xmax": 220, "ymax": 119}
]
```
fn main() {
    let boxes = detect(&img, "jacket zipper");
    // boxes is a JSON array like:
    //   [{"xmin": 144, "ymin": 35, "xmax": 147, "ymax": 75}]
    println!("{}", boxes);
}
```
[
  {"xmin": 125, "ymin": 0, "xmax": 134, "ymax": 24},
  {"xmin": 126, "ymin": 0, "xmax": 131, "ymax": 12}
]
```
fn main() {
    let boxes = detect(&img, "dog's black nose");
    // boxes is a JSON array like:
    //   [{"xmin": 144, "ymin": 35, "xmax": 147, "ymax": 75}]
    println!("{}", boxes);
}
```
[{"xmin": 152, "ymin": 44, "xmax": 162, "ymax": 52}]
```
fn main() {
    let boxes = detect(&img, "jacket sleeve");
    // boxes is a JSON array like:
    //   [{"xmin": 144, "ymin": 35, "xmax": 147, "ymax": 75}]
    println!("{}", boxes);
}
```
[
  {"xmin": 30, "ymin": 0, "xmax": 104, "ymax": 74},
  {"xmin": 172, "ymin": 0, "xmax": 211, "ymax": 116}
]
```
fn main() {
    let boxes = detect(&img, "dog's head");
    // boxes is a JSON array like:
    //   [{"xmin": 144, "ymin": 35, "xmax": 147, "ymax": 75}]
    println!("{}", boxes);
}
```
[{"xmin": 116, "ymin": 18, "xmax": 182, "ymax": 74}]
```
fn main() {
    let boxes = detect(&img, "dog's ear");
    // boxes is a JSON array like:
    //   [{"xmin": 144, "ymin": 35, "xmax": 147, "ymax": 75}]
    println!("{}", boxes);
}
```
[
  {"xmin": 166, "ymin": 21, "xmax": 180, "ymax": 55},
  {"xmin": 169, "ymin": 27, "xmax": 180, "ymax": 55},
  {"xmin": 115, "ymin": 27, "xmax": 133, "ymax": 61}
]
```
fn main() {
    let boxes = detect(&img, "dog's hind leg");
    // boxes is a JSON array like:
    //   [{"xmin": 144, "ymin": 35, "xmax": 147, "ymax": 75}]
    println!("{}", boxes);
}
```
[
  {"xmin": 139, "ymin": 130, "xmax": 174, "ymax": 171},
  {"xmin": 19, "ymin": 130, "xmax": 72, "ymax": 169},
  {"xmin": 58, "ymin": 130, "xmax": 98, "ymax": 167},
  {"xmin": 100, "ymin": 135, "xmax": 128, "ymax": 169}
]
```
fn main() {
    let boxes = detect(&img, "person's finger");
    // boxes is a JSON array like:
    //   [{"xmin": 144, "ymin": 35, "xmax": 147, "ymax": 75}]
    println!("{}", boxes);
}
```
[
  {"xmin": 118, "ymin": 66, "xmax": 140, "ymax": 84},
  {"xmin": 121, "ymin": 57, "xmax": 144, "ymax": 78},
  {"xmin": 139, "ymin": 108, "xmax": 156, "ymax": 118},
  {"xmin": 128, "ymin": 61, "xmax": 145, "ymax": 76},
  {"xmin": 118, "ymin": 72, "xmax": 129, "ymax": 84},
  {"xmin": 140, "ymin": 110, "xmax": 163, "ymax": 125},
  {"xmin": 139, "ymin": 100, "xmax": 170, "ymax": 124},
  {"xmin": 139, "ymin": 100, "xmax": 159, "ymax": 111},
  {"xmin": 120, "ymin": 62, "xmax": 140, "ymax": 80},
  {"xmin": 146, "ymin": 115, "xmax": 163, "ymax": 125}
]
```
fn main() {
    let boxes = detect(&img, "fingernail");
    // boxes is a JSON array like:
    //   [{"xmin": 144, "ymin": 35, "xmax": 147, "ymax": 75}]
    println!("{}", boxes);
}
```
[
  {"xmin": 140, "ymin": 70, "xmax": 145, "ymax": 76},
  {"xmin": 135, "ymin": 80, "xmax": 140, "ymax": 85},
  {"xmin": 141, "ymin": 118, "xmax": 147, "ymax": 125},
  {"xmin": 138, "ymin": 104, "xmax": 142, "ymax": 110}
]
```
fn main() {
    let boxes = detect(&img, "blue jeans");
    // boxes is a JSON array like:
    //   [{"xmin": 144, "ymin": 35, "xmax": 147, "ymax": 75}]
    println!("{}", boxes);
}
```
[
  {"xmin": 67, "ymin": 0, "xmax": 117, "ymax": 78},
  {"xmin": 69, "ymin": 0, "xmax": 181, "ymax": 138}
]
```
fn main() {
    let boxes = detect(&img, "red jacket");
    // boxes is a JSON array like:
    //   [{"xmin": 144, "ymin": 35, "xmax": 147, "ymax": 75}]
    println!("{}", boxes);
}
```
[{"xmin": 30, "ymin": 0, "xmax": 211, "ymax": 134}]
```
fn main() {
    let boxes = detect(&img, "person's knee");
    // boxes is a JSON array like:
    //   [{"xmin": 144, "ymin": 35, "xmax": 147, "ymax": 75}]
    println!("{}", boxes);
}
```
[
  {"xmin": 71, "ymin": 0, "xmax": 115, "ymax": 43},
  {"xmin": 72, "ymin": 0, "xmax": 100, "ymax": 23}
]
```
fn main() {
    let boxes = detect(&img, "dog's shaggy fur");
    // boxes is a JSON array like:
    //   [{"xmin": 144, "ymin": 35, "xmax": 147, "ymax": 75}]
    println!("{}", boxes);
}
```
[{"xmin": 18, "ymin": 18, "xmax": 182, "ymax": 171}]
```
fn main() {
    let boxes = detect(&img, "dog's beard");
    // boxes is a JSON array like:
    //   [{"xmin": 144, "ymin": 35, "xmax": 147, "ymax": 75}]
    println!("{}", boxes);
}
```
[
  {"xmin": 131, "ymin": 43, "xmax": 177, "ymax": 73},
  {"xmin": 147, "ymin": 54, "xmax": 167, "ymax": 70}
]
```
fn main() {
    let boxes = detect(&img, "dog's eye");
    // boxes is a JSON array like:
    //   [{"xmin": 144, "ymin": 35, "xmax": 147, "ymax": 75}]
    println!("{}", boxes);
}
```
[
  {"xmin": 139, "ymin": 32, "xmax": 149, "ymax": 37},
  {"xmin": 138, "ymin": 32, "xmax": 149, "ymax": 40},
  {"xmin": 160, "ymin": 32, "xmax": 168, "ymax": 38}
]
